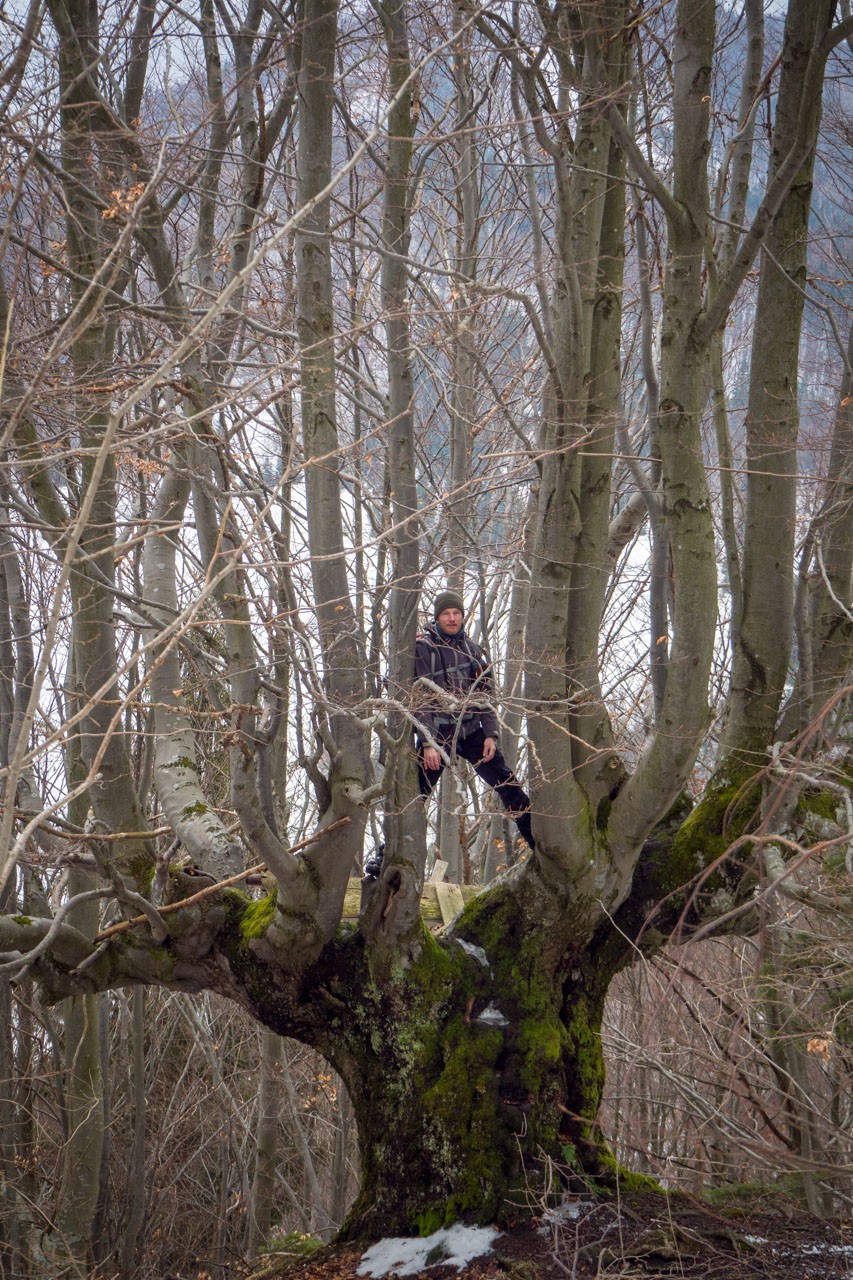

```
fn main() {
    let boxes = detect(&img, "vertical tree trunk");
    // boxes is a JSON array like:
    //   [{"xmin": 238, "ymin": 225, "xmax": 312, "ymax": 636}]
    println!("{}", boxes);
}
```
[
  {"xmin": 90, "ymin": 993, "xmax": 112, "ymax": 1266},
  {"xmin": 119, "ymin": 987, "xmax": 146, "ymax": 1273},
  {"xmin": 725, "ymin": 0, "xmax": 837, "ymax": 760},
  {"xmin": 704, "ymin": 0, "xmax": 764, "ymax": 655},
  {"xmin": 438, "ymin": 768, "xmax": 464, "ymax": 883},
  {"xmin": 447, "ymin": 0, "xmax": 478, "ymax": 592},
  {"xmin": 0, "ymin": 965, "xmax": 20, "ymax": 1277},
  {"xmin": 296, "ymin": 0, "xmax": 371, "ymax": 905},
  {"xmin": 379, "ymin": 0, "xmax": 425, "ymax": 887},
  {"xmin": 46, "ymin": 632, "xmax": 105, "ymax": 1270},
  {"xmin": 13, "ymin": 976, "xmax": 36, "ymax": 1278},
  {"xmin": 567, "ymin": 58, "xmax": 628, "ymax": 795},
  {"xmin": 248, "ymin": 1029, "xmax": 283, "ymax": 1255},
  {"xmin": 779, "ymin": 315, "xmax": 853, "ymax": 739},
  {"xmin": 47, "ymin": 0, "xmax": 151, "ymax": 888},
  {"xmin": 330, "ymin": 1084, "xmax": 353, "ymax": 1227},
  {"xmin": 53, "ymin": 871, "xmax": 104, "ymax": 1270}
]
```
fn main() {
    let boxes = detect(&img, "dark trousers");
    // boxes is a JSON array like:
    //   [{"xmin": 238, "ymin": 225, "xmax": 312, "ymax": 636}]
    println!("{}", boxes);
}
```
[{"xmin": 418, "ymin": 727, "xmax": 534, "ymax": 849}]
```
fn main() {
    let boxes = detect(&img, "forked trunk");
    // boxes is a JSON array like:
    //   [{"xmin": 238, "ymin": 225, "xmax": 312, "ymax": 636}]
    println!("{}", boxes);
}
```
[{"xmin": 225, "ymin": 881, "xmax": 620, "ymax": 1238}]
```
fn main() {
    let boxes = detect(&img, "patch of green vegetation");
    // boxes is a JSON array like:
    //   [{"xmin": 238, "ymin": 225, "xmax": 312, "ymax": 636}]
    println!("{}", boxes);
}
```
[
  {"xmin": 517, "ymin": 1018, "xmax": 563, "ymax": 1082},
  {"xmin": 260, "ymin": 1230, "xmax": 322, "ymax": 1257},
  {"xmin": 596, "ymin": 1145, "xmax": 662, "ymax": 1193},
  {"xmin": 213, "ymin": 890, "xmax": 294, "ymax": 1012},
  {"xmin": 561, "ymin": 995, "xmax": 605, "ymax": 1129},
  {"xmin": 396, "ymin": 924, "xmax": 460, "ymax": 1007},
  {"xmin": 458, "ymin": 898, "xmax": 569, "ymax": 1110},
  {"xmin": 560, "ymin": 1142, "xmax": 578, "ymax": 1169},
  {"xmin": 416, "ymin": 1209, "xmax": 443, "ymax": 1238},
  {"xmin": 420, "ymin": 1019, "xmax": 506, "ymax": 1226},
  {"xmin": 422, "ymin": 1015, "xmax": 501, "ymax": 1126},
  {"xmin": 338, "ymin": 942, "xmax": 499, "ymax": 1236},
  {"xmin": 240, "ymin": 892, "xmax": 277, "ymax": 940},
  {"xmin": 704, "ymin": 1179, "xmax": 797, "ymax": 1212},
  {"xmin": 664, "ymin": 767, "xmax": 760, "ymax": 896},
  {"xmin": 134, "ymin": 858, "xmax": 157, "ymax": 889},
  {"xmin": 12, "ymin": 915, "xmax": 33, "ymax": 927},
  {"xmin": 796, "ymin": 789, "xmax": 840, "ymax": 823},
  {"xmin": 180, "ymin": 801, "xmax": 209, "ymax": 818},
  {"xmin": 347, "ymin": 917, "xmax": 564, "ymax": 1230},
  {"xmin": 419, "ymin": 897, "xmax": 597, "ymax": 1219},
  {"xmin": 363, "ymin": 932, "xmax": 508, "ymax": 1226}
]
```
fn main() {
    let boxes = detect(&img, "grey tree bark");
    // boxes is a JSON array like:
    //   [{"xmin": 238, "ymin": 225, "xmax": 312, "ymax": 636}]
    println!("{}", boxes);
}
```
[{"xmin": 248, "ymin": 1029, "xmax": 283, "ymax": 1255}]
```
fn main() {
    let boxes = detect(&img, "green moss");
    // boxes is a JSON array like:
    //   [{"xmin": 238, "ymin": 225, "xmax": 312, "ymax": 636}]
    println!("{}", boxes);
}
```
[
  {"xmin": 517, "ymin": 1018, "xmax": 565, "ymax": 1091},
  {"xmin": 240, "ymin": 891, "xmax": 277, "ymax": 939},
  {"xmin": 416, "ymin": 1209, "xmax": 443, "ymax": 1237},
  {"xmin": 423, "ymin": 1017, "xmax": 502, "ymax": 1129},
  {"xmin": 12, "ymin": 915, "xmax": 33, "ymax": 927},
  {"xmin": 597, "ymin": 1146, "xmax": 662, "ymax": 1193},
  {"xmin": 660, "ymin": 791, "xmax": 695, "ymax": 827},
  {"xmin": 665, "ymin": 768, "xmax": 760, "ymax": 895},
  {"xmin": 260, "ymin": 1229, "xmax": 323, "ymax": 1257},
  {"xmin": 562, "ymin": 996, "xmax": 605, "ymax": 1127},
  {"xmin": 180, "ymin": 801, "xmax": 208, "ymax": 818},
  {"xmin": 796, "ymin": 789, "xmax": 840, "ymax": 823},
  {"xmin": 704, "ymin": 1179, "xmax": 796, "ymax": 1212},
  {"xmin": 127, "ymin": 856, "xmax": 155, "ymax": 893},
  {"xmin": 399, "ymin": 925, "xmax": 460, "ymax": 1006}
]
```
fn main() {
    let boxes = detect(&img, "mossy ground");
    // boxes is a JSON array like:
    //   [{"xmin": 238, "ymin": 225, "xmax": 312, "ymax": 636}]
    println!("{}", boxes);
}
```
[{"xmin": 247, "ymin": 1189, "xmax": 853, "ymax": 1280}]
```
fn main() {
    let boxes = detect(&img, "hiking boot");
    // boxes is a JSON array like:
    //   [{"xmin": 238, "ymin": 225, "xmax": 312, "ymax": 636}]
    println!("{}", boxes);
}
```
[{"xmin": 363, "ymin": 844, "xmax": 385, "ymax": 880}]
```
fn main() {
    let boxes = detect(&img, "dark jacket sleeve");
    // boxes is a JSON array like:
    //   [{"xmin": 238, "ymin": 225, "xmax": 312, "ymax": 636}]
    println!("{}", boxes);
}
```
[{"xmin": 469, "ymin": 640, "xmax": 499, "ymax": 741}]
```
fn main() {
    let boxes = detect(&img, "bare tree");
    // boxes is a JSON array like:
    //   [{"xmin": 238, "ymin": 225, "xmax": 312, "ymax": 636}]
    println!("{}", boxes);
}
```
[{"xmin": 0, "ymin": 0, "xmax": 852, "ymax": 1257}]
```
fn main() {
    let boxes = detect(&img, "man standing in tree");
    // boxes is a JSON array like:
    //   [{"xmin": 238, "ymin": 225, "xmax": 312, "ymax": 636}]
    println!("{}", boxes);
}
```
[
  {"xmin": 413, "ymin": 590, "xmax": 534, "ymax": 851},
  {"xmin": 365, "ymin": 590, "xmax": 533, "ymax": 879}
]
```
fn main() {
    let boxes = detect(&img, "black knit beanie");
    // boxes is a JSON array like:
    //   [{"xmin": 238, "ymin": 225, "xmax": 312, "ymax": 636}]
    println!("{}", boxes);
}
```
[{"xmin": 433, "ymin": 590, "xmax": 465, "ymax": 619}]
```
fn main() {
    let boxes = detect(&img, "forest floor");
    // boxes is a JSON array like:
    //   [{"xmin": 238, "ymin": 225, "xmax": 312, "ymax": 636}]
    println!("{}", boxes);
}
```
[{"xmin": 247, "ymin": 1190, "xmax": 853, "ymax": 1280}]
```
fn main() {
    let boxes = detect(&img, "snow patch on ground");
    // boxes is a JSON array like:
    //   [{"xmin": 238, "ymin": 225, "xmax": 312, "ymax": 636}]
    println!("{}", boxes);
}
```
[
  {"xmin": 357, "ymin": 1225, "xmax": 500, "ymax": 1276},
  {"xmin": 540, "ymin": 1199, "xmax": 597, "ymax": 1227},
  {"xmin": 792, "ymin": 1244, "xmax": 853, "ymax": 1257}
]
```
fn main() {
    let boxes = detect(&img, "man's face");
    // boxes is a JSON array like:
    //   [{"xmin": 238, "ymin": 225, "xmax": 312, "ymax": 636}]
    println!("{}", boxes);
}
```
[{"xmin": 437, "ymin": 607, "xmax": 463, "ymax": 634}]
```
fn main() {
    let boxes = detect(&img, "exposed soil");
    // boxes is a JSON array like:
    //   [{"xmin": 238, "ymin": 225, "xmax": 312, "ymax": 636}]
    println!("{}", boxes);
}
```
[{"xmin": 247, "ymin": 1192, "xmax": 853, "ymax": 1280}]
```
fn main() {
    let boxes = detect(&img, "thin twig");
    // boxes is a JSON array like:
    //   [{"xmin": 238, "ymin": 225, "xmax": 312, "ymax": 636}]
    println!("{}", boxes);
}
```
[{"xmin": 14, "ymin": 810, "xmax": 175, "ymax": 841}]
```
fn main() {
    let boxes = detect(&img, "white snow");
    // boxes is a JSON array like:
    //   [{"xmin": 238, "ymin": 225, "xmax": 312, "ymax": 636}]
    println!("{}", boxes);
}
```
[
  {"xmin": 540, "ymin": 1199, "xmax": 597, "ymax": 1227},
  {"xmin": 456, "ymin": 939, "xmax": 490, "ymax": 969},
  {"xmin": 357, "ymin": 1224, "xmax": 500, "ymax": 1276},
  {"xmin": 792, "ymin": 1244, "xmax": 853, "ymax": 1257},
  {"xmin": 476, "ymin": 1002, "xmax": 509, "ymax": 1027}
]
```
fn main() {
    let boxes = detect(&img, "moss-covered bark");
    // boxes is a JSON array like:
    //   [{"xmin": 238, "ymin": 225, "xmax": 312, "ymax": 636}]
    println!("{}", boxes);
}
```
[
  {"xmin": 213, "ymin": 876, "xmax": 626, "ymax": 1238},
  {"xmin": 209, "ymin": 775, "xmax": 780, "ymax": 1239}
]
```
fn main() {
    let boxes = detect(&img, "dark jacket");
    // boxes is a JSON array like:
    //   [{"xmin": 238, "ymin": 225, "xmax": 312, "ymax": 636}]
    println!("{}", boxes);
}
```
[{"xmin": 413, "ymin": 623, "xmax": 499, "ymax": 745}]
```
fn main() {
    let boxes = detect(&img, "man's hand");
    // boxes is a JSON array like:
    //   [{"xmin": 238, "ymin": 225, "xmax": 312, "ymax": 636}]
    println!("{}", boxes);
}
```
[
  {"xmin": 481, "ymin": 737, "xmax": 496, "ymax": 763},
  {"xmin": 423, "ymin": 746, "xmax": 442, "ymax": 771}
]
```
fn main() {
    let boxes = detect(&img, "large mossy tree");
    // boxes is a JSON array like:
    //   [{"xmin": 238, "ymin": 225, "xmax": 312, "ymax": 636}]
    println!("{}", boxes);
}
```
[{"xmin": 1, "ymin": 0, "xmax": 852, "ymax": 1260}]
